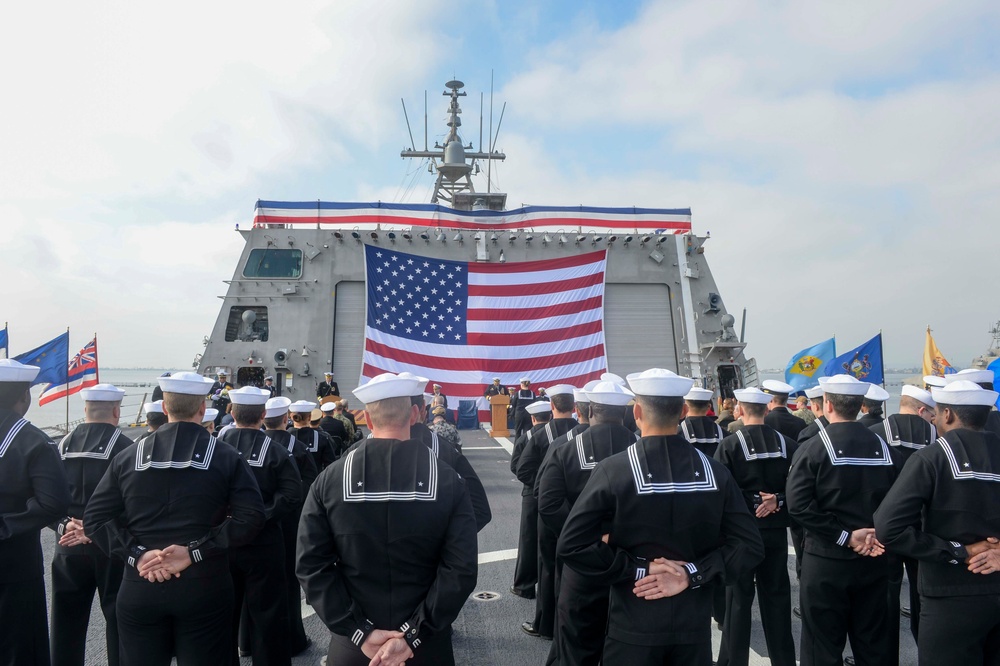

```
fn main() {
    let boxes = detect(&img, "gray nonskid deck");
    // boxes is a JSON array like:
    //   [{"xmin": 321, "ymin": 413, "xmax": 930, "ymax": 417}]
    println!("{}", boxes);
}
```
[{"xmin": 53, "ymin": 427, "xmax": 917, "ymax": 664}]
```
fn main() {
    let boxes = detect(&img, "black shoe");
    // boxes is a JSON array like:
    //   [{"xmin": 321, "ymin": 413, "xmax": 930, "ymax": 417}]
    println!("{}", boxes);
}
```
[
  {"xmin": 844, "ymin": 657, "xmax": 856, "ymax": 666},
  {"xmin": 521, "ymin": 622, "xmax": 552, "ymax": 640},
  {"xmin": 901, "ymin": 605, "xmax": 911, "ymax": 618},
  {"xmin": 509, "ymin": 585, "xmax": 535, "ymax": 600},
  {"xmin": 793, "ymin": 606, "xmax": 802, "ymax": 618}
]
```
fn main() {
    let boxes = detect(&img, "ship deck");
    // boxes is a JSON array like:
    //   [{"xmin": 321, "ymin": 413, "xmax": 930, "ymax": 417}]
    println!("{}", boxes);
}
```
[{"xmin": 49, "ymin": 426, "xmax": 918, "ymax": 664}]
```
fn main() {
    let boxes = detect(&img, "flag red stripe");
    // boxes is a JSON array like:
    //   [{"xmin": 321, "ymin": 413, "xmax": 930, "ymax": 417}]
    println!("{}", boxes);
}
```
[
  {"xmin": 466, "ymin": 296, "xmax": 603, "ymax": 321},
  {"xmin": 364, "ymin": 338, "xmax": 605, "ymax": 372},
  {"xmin": 468, "ymin": 272, "xmax": 603, "ymax": 297},
  {"xmin": 254, "ymin": 213, "xmax": 692, "ymax": 231},
  {"xmin": 467, "ymin": 320, "xmax": 604, "ymax": 346},
  {"xmin": 469, "ymin": 250, "xmax": 606, "ymax": 274}
]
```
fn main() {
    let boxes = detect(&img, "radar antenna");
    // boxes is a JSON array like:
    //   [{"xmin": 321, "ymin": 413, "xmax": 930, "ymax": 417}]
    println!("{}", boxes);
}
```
[{"xmin": 401, "ymin": 80, "xmax": 507, "ymax": 211}]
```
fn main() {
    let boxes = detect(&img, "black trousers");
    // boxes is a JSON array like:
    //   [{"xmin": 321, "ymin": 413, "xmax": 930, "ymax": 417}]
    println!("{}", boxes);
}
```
[
  {"xmin": 799, "ymin": 553, "xmax": 890, "ymax": 666},
  {"xmin": 551, "ymin": 566, "xmax": 608, "ymax": 666},
  {"xmin": 531, "ymin": 516, "xmax": 558, "ymax": 636},
  {"xmin": 918, "ymin": 593, "xmax": 1000, "ymax": 666},
  {"xmin": 717, "ymin": 541, "xmax": 796, "ymax": 666},
  {"xmin": 512, "ymin": 493, "xmax": 538, "ymax": 594},
  {"xmin": 789, "ymin": 523, "xmax": 805, "ymax": 581},
  {"xmin": 326, "ymin": 628, "xmax": 454, "ymax": 666},
  {"xmin": 514, "ymin": 410, "xmax": 531, "ymax": 440},
  {"xmin": 281, "ymin": 507, "xmax": 309, "ymax": 653},
  {"xmin": 116, "ymin": 573, "xmax": 233, "ymax": 666},
  {"xmin": 603, "ymin": 636, "xmax": 712, "ymax": 666},
  {"xmin": 229, "ymin": 538, "xmax": 290, "ymax": 666},
  {"xmin": 0, "ymin": 575, "xmax": 49, "ymax": 666},
  {"xmin": 887, "ymin": 554, "xmax": 920, "ymax": 649},
  {"xmin": 50, "ymin": 542, "xmax": 124, "ymax": 666}
]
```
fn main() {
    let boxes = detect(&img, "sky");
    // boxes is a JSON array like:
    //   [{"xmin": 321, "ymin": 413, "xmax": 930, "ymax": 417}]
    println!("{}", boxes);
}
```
[{"xmin": 2, "ymin": 0, "xmax": 999, "ymax": 370}]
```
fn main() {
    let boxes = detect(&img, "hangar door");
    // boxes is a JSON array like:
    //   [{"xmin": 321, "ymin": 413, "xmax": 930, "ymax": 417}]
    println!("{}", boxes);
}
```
[
  {"xmin": 332, "ymin": 281, "xmax": 366, "ymax": 400},
  {"xmin": 603, "ymin": 283, "xmax": 678, "ymax": 377}
]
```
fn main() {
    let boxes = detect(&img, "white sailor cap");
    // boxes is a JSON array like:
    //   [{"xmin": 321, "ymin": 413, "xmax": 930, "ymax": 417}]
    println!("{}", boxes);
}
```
[
  {"xmin": 395, "ymin": 371, "xmax": 431, "ymax": 393},
  {"xmin": 923, "ymin": 375, "xmax": 948, "ymax": 388},
  {"xmin": 0, "ymin": 359, "xmax": 40, "ymax": 383},
  {"xmin": 525, "ymin": 400, "xmax": 553, "ymax": 415},
  {"xmin": 519, "ymin": 377, "xmax": 531, "ymax": 384},
  {"xmin": 583, "ymin": 380, "xmax": 601, "ymax": 391},
  {"xmin": 143, "ymin": 400, "xmax": 164, "ymax": 415},
  {"xmin": 944, "ymin": 368, "xmax": 994, "ymax": 385},
  {"xmin": 817, "ymin": 374, "xmax": 870, "ymax": 396},
  {"xmin": 573, "ymin": 388, "xmax": 588, "ymax": 402},
  {"xmin": 804, "ymin": 385, "xmax": 825, "ymax": 399},
  {"xmin": 264, "ymin": 396, "xmax": 291, "ymax": 418},
  {"xmin": 288, "ymin": 400, "xmax": 317, "ymax": 413},
  {"xmin": 353, "ymin": 372, "xmax": 429, "ymax": 405},
  {"xmin": 684, "ymin": 387, "xmax": 714, "ymax": 402},
  {"xmin": 600, "ymin": 372, "xmax": 627, "ymax": 387},
  {"xmin": 864, "ymin": 384, "xmax": 890, "ymax": 402},
  {"xmin": 159, "ymin": 372, "xmax": 215, "ymax": 395},
  {"xmin": 586, "ymin": 381, "xmax": 635, "ymax": 406},
  {"xmin": 546, "ymin": 384, "xmax": 575, "ymax": 397},
  {"xmin": 80, "ymin": 383, "xmax": 125, "ymax": 402},
  {"xmin": 626, "ymin": 368, "xmax": 695, "ymax": 398},
  {"xmin": 931, "ymin": 380, "xmax": 999, "ymax": 407},
  {"xmin": 203, "ymin": 408, "xmax": 219, "ymax": 422},
  {"xmin": 320, "ymin": 401, "xmax": 336, "ymax": 412},
  {"xmin": 901, "ymin": 385, "xmax": 935, "ymax": 408},
  {"xmin": 228, "ymin": 386, "xmax": 270, "ymax": 405},
  {"xmin": 733, "ymin": 387, "xmax": 772, "ymax": 405},
  {"xmin": 760, "ymin": 379, "xmax": 795, "ymax": 396}
]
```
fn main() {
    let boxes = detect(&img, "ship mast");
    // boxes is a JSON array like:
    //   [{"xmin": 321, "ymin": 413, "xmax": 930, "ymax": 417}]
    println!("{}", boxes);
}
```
[{"xmin": 401, "ymin": 80, "xmax": 507, "ymax": 211}]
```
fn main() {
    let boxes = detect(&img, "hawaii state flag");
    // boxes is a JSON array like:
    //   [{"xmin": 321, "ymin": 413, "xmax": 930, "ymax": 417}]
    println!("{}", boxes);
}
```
[
  {"xmin": 826, "ymin": 333, "xmax": 884, "ymax": 385},
  {"xmin": 784, "ymin": 337, "xmax": 836, "ymax": 393},
  {"xmin": 37, "ymin": 337, "xmax": 99, "ymax": 405},
  {"xmin": 360, "ymin": 245, "xmax": 608, "ymax": 419}
]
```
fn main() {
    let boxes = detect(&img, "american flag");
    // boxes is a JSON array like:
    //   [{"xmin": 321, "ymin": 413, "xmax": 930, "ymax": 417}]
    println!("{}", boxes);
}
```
[
  {"xmin": 39, "ymin": 336, "xmax": 99, "ymax": 406},
  {"xmin": 360, "ymin": 245, "xmax": 608, "ymax": 418}
]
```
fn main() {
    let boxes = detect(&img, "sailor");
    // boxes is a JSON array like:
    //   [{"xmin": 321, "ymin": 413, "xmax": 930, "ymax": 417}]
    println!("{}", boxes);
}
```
[
  {"xmin": 714, "ymin": 387, "xmax": 797, "ymax": 666},
  {"xmin": 333, "ymin": 400, "xmax": 358, "ymax": 441},
  {"xmin": 717, "ymin": 397, "xmax": 737, "ymax": 431},
  {"xmin": 762, "ymin": 379, "xmax": 807, "ymax": 440},
  {"xmin": 517, "ymin": 384, "xmax": 578, "ymax": 640},
  {"xmin": 510, "ymin": 377, "xmax": 537, "ymax": 439},
  {"xmin": 316, "ymin": 371, "xmax": 339, "ymax": 400},
  {"xmin": 509, "ymin": 399, "xmax": 552, "ymax": 601},
  {"xmin": 429, "ymin": 406, "xmax": 461, "ymax": 451},
  {"xmin": 50, "ymin": 383, "xmax": 133, "ymax": 666},
  {"xmin": 263, "ymin": 375, "xmax": 277, "ymax": 398},
  {"xmin": 151, "ymin": 371, "xmax": 170, "ymax": 402},
  {"xmin": 340, "ymin": 397, "xmax": 359, "ymax": 435},
  {"xmin": 317, "ymin": 400, "xmax": 349, "ymax": 448},
  {"xmin": 558, "ymin": 368, "xmax": 764, "ymax": 665},
  {"xmin": 786, "ymin": 374, "xmax": 897, "ymax": 666},
  {"xmin": 142, "ymin": 400, "xmax": 168, "ymax": 434},
  {"xmin": 0, "ymin": 359, "xmax": 70, "ymax": 666},
  {"xmin": 873, "ymin": 380, "xmax": 1000, "ymax": 666},
  {"xmin": 484, "ymin": 376, "xmax": 510, "ymax": 397},
  {"xmin": 209, "ymin": 370, "xmax": 234, "ymax": 426},
  {"xmin": 538, "ymin": 381, "xmax": 637, "ymax": 666},
  {"xmin": 796, "ymin": 386, "xmax": 829, "ymax": 443},
  {"xmin": 296, "ymin": 372, "xmax": 479, "ymax": 666},
  {"xmin": 202, "ymin": 407, "xmax": 219, "ymax": 433},
  {"xmin": 859, "ymin": 384, "xmax": 889, "ymax": 428},
  {"xmin": 868, "ymin": 384, "xmax": 937, "ymax": 660},
  {"xmin": 792, "ymin": 395, "xmax": 816, "ymax": 425},
  {"xmin": 84, "ymin": 371, "xmax": 265, "ymax": 666},
  {"xmin": 262, "ymin": 396, "xmax": 318, "ymax": 657},
  {"xmin": 289, "ymin": 399, "xmax": 338, "ymax": 470},
  {"xmin": 944, "ymin": 368, "xmax": 1000, "ymax": 437},
  {"xmin": 219, "ymin": 386, "xmax": 301, "ymax": 666}
]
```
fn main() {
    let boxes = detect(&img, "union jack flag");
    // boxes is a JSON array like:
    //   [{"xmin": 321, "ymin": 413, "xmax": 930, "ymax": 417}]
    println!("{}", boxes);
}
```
[{"xmin": 38, "ymin": 336, "xmax": 99, "ymax": 406}]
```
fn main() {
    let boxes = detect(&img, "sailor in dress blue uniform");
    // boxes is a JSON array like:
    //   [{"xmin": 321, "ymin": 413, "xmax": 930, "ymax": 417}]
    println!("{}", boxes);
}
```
[
  {"xmin": 762, "ymin": 379, "xmax": 807, "ymax": 441},
  {"xmin": 558, "ymin": 368, "xmax": 764, "ymax": 665},
  {"xmin": 50, "ymin": 383, "xmax": 133, "ymax": 666},
  {"xmin": 0, "ymin": 359, "xmax": 70, "ymax": 666}
]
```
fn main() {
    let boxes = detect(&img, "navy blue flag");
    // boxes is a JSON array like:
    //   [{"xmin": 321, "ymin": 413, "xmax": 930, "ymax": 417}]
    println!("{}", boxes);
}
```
[
  {"xmin": 825, "ymin": 333, "xmax": 883, "ymax": 385},
  {"xmin": 13, "ymin": 332, "xmax": 70, "ymax": 387},
  {"xmin": 0, "ymin": 325, "xmax": 7, "ymax": 359}
]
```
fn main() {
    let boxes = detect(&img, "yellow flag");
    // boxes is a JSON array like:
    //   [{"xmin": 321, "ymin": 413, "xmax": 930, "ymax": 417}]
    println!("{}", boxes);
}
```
[{"xmin": 923, "ymin": 326, "xmax": 954, "ymax": 377}]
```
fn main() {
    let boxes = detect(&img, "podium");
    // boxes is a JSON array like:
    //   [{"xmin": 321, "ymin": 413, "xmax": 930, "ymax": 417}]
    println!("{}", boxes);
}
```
[{"xmin": 488, "ymin": 394, "xmax": 510, "ymax": 438}]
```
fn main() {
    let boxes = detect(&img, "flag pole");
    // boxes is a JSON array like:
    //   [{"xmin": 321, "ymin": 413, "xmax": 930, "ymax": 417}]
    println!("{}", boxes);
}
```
[
  {"xmin": 65, "ymin": 327, "xmax": 70, "ymax": 435},
  {"xmin": 94, "ymin": 332, "xmax": 100, "ymax": 383},
  {"xmin": 879, "ymin": 329, "xmax": 885, "ymax": 388}
]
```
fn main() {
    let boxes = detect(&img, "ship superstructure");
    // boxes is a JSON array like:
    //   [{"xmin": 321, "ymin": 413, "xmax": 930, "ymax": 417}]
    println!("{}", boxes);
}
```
[{"xmin": 196, "ymin": 80, "xmax": 756, "ymax": 408}]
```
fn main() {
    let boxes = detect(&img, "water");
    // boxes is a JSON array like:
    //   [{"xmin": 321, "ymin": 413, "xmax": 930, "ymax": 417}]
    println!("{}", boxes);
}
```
[{"xmin": 26, "ymin": 368, "xmax": 171, "ymax": 431}]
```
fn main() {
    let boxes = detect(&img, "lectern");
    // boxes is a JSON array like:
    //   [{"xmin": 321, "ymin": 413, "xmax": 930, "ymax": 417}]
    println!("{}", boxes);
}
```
[{"xmin": 488, "ymin": 394, "xmax": 510, "ymax": 438}]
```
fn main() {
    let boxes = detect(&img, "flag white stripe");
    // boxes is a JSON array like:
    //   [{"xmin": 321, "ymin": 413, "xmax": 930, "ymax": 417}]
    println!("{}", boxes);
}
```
[
  {"xmin": 364, "ymin": 327, "xmax": 606, "ymax": 359},
  {"xmin": 468, "ymin": 284, "xmax": 603, "ymax": 310},
  {"xmin": 467, "ymin": 262, "xmax": 605, "ymax": 286},
  {"xmin": 466, "ymin": 309, "xmax": 603, "ymax": 334}
]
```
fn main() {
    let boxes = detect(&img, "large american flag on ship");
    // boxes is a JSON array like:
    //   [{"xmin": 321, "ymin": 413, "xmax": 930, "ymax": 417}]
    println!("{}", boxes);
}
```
[
  {"xmin": 361, "ymin": 245, "xmax": 608, "ymax": 417},
  {"xmin": 38, "ymin": 336, "xmax": 99, "ymax": 406}
]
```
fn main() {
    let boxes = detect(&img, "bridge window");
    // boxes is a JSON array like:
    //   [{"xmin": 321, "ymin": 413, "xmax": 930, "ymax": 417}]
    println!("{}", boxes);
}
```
[{"xmin": 242, "ymin": 249, "xmax": 302, "ymax": 279}]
